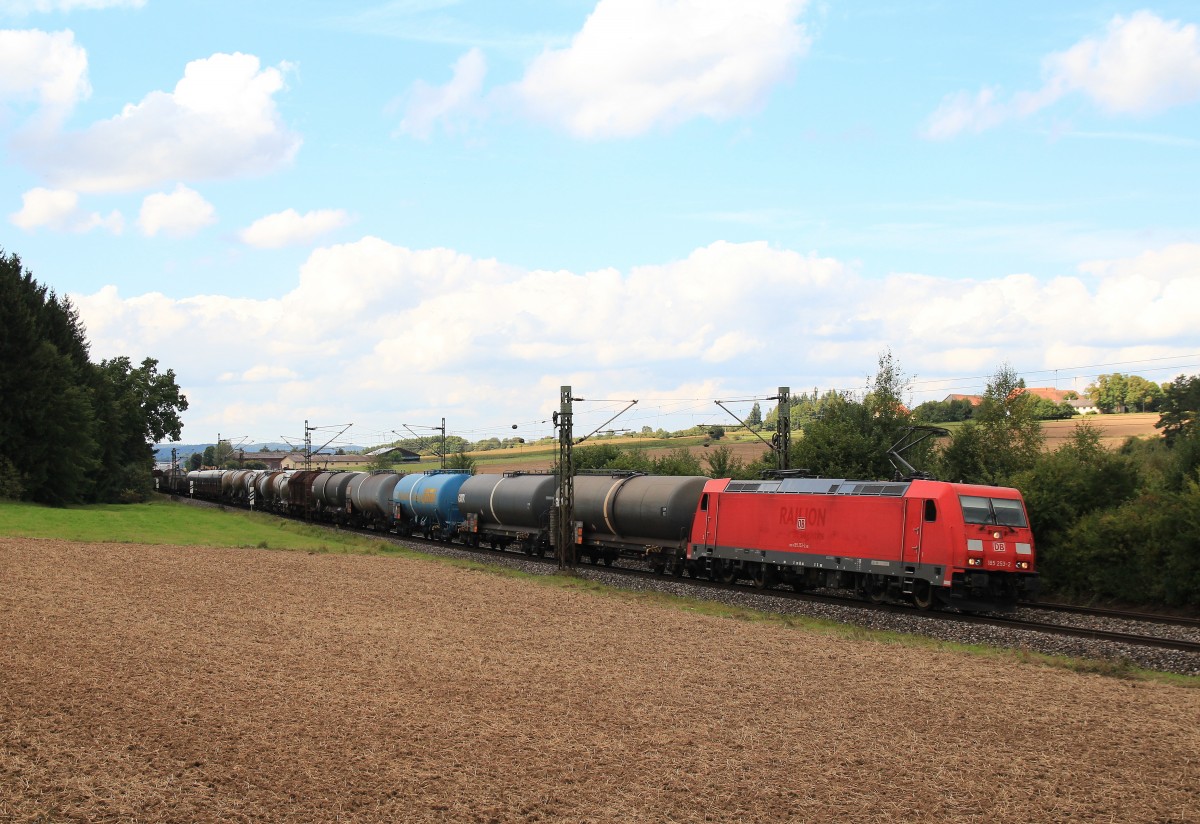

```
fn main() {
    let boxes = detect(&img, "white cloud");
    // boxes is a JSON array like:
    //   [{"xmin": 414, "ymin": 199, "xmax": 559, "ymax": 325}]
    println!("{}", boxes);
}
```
[
  {"xmin": 924, "ymin": 11, "xmax": 1200, "ymax": 139},
  {"xmin": 0, "ymin": 0, "xmax": 145, "ymax": 12},
  {"xmin": 0, "ymin": 28, "xmax": 89, "ymax": 127},
  {"xmin": 10, "ymin": 186, "xmax": 122, "ymax": 233},
  {"xmin": 238, "ymin": 208, "xmax": 352, "ymax": 248},
  {"xmin": 513, "ymin": 0, "xmax": 810, "ymax": 138},
  {"xmin": 219, "ymin": 365, "xmax": 300, "ymax": 383},
  {"xmin": 69, "ymin": 237, "xmax": 1200, "ymax": 442},
  {"xmin": 396, "ymin": 47, "xmax": 486, "ymax": 139},
  {"xmin": 1048, "ymin": 11, "xmax": 1200, "ymax": 114},
  {"xmin": 18, "ymin": 51, "xmax": 301, "ymax": 192},
  {"xmin": 137, "ymin": 184, "xmax": 216, "ymax": 237}
]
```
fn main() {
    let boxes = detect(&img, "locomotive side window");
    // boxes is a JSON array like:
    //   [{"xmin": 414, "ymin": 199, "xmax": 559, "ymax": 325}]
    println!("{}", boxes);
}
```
[
  {"xmin": 959, "ymin": 495, "xmax": 1029, "ymax": 528},
  {"xmin": 924, "ymin": 500, "xmax": 937, "ymax": 522},
  {"xmin": 700, "ymin": 493, "xmax": 708, "ymax": 512}
]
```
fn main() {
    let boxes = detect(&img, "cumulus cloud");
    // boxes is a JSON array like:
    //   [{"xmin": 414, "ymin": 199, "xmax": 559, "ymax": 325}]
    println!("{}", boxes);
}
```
[
  {"xmin": 0, "ymin": 28, "xmax": 89, "ymax": 127},
  {"xmin": 219, "ymin": 365, "xmax": 300, "ymax": 383},
  {"xmin": 924, "ymin": 11, "xmax": 1200, "ymax": 139},
  {"xmin": 17, "ymin": 51, "xmax": 301, "ymax": 192},
  {"xmin": 0, "ymin": 0, "xmax": 145, "ymax": 12},
  {"xmin": 137, "ymin": 184, "xmax": 216, "ymax": 237},
  {"xmin": 238, "ymin": 208, "xmax": 352, "ymax": 248},
  {"xmin": 396, "ymin": 47, "xmax": 486, "ymax": 139},
  {"xmin": 10, "ymin": 186, "xmax": 122, "ymax": 233},
  {"xmin": 68, "ymin": 237, "xmax": 1200, "ymax": 442},
  {"xmin": 513, "ymin": 0, "xmax": 810, "ymax": 137}
]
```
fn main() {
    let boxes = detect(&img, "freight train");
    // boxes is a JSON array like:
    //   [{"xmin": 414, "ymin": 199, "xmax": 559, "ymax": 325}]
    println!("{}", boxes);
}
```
[{"xmin": 160, "ymin": 466, "xmax": 1039, "ymax": 611}]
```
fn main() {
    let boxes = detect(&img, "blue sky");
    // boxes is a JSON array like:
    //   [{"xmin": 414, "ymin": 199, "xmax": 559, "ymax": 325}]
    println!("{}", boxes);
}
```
[{"xmin": 3, "ymin": 0, "xmax": 1199, "ymax": 448}]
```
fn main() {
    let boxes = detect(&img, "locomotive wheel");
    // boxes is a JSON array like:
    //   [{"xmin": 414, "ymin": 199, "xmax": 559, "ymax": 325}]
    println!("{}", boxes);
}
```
[
  {"xmin": 912, "ymin": 580, "xmax": 936, "ymax": 611},
  {"xmin": 718, "ymin": 562, "xmax": 736, "ymax": 584},
  {"xmin": 750, "ymin": 563, "xmax": 770, "ymax": 589},
  {"xmin": 866, "ymin": 576, "xmax": 887, "ymax": 604}
]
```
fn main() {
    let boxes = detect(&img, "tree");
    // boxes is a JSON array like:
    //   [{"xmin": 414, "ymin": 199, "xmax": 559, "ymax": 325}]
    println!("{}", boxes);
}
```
[
  {"xmin": 445, "ymin": 449, "xmax": 477, "ymax": 474},
  {"xmin": 937, "ymin": 363, "xmax": 1044, "ymax": 485},
  {"xmin": 783, "ymin": 351, "xmax": 928, "ymax": 480},
  {"xmin": 0, "ymin": 251, "xmax": 99, "ymax": 504},
  {"xmin": 188, "ymin": 453, "xmax": 203, "ymax": 471},
  {"xmin": 1087, "ymin": 373, "xmax": 1130, "ymax": 413},
  {"xmin": 708, "ymin": 425, "xmax": 725, "ymax": 440},
  {"xmin": 1156, "ymin": 375, "xmax": 1200, "ymax": 444},
  {"xmin": 747, "ymin": 402, "xmax": 762, "ymax": 429},
  {"xmin": 202, "ymin": 445, "xmax": 217, "ymax": 467},
  {"xmin": 652, "ymin": 448, "xmax": 703, "ymax": 476},
  {"xmin": 1124, "ymin": 375, "xmax": 1164, "ymax": 413},
  {"xmin": 367, "ymin": 451, "xmax": 394, "ymax": 471},
  {"xmin": 704, "ymin": 445, "xmax": 746, "ymax": 479}
]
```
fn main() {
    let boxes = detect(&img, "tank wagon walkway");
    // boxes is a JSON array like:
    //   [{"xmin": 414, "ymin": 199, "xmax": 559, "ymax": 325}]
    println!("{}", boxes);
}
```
[{"xmin": 2, "ymin": 537, "xmax": 1198, "ymax": 823}]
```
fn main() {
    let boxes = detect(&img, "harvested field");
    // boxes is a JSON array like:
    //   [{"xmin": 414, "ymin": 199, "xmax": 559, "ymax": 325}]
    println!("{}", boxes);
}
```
[{"xmin": 2, "ymin": 538, "xmax": 1198, "ymax": 823}]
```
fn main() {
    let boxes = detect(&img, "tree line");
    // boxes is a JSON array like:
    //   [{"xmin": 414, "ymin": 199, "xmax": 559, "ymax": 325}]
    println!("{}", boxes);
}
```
[{"xmin": 1, "ymin": 252, "xmax": 188, "ymax": 505}]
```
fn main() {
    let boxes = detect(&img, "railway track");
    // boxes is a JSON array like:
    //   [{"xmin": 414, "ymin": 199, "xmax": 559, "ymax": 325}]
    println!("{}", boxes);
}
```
[{"xmin": 1020, "ymin": 600, "xmax": 1200, "ymax": 628}]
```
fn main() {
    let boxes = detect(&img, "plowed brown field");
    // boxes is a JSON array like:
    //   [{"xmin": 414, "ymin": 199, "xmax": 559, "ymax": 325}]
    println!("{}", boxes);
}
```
[{"xmin": 3, "ymin": 537, "xmax": 1198, "ymax": 823}]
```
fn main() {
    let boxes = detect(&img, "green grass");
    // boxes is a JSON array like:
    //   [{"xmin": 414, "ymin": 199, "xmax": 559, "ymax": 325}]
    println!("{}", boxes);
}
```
[{"xmin": 0, "ymin": 498, "xmax": 389, "ymax": 553}]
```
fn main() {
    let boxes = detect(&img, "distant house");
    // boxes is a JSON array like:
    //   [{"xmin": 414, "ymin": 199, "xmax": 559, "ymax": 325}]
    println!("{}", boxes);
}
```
[
  {"xmin": 281, "ymin": 452, "xmax": 366, "ymax": 470},
  {"xmin": 237, "ymin": 451, "xmax": 291, "ymax": 470},
  {"xmin": 1014, "ymin": 387, "xmax": 1076, "ymax": 404},
  {"xmin": 364, "ymin": 446, "xmax": 422, "ymax": 463},
  {"xmin": 1068, "ymin": 398, "xmax": 1101, "ymax": 415},
  {"xmin": 942, "ymin": 393, "xmax": 983, "ymax": 406}
]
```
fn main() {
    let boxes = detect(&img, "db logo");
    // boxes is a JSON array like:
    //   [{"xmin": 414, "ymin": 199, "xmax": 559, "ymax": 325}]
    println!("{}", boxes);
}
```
[
  {"xmin": 993, "ymin": 542, "xmax": 1006, "ymax": 552},
  {"xmin": 796, "ymin": 518, "xmax": 807, "ymax": 530}
]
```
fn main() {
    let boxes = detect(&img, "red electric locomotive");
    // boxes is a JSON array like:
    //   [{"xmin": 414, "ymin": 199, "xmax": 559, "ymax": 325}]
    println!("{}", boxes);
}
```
[{"xmin": 686, "ymin": 474, "xmax": 1038, "ymax": 611}]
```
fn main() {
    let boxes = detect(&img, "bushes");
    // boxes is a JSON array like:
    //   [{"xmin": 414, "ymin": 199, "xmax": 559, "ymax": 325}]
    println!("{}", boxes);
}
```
[
  {"xmin": 1022, "ymin": 421, "xmax": 1200, "ymax": 608},
  {"xmin": 1052, "ymin": 487, "xmax": 1200, "ymax": 607}
]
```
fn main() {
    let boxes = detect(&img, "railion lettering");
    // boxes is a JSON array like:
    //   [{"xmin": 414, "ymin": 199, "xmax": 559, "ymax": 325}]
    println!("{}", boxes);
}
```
[{"xmin": 779, "ymin": 505, "xmax": 827, "ymax": 529}]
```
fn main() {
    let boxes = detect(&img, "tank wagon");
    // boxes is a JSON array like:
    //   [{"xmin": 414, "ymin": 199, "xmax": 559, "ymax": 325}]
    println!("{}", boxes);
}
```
[
  {"xmin": 313, "ymin": 471, "xmax": 361, "ymax": 521},
  {"xmin": 350, "ymin": 471, "xmax": 405, "ymax": 529},
  {"xmin": 392, "ymin": 470, "xmax": 472, "ymax": 539},
  {"xmin": 571, "ymin": 472, "xmax": 708, "ymax": 567},
  {"xmin": 458, "ymin": 471, "xmax": 557, "ymax": 555}
]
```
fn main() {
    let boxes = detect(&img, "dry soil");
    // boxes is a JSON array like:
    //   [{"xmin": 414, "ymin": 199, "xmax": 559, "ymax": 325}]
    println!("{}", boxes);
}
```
[{"xmin": 2, "ymin": 537, "xmax": 1198, "ymax": 823}]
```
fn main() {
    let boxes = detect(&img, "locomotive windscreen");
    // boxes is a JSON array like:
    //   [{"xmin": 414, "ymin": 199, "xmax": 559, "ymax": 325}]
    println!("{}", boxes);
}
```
[{"xmin": 959, "ymin": 495, "xmax": 1029, "ymax": 528}]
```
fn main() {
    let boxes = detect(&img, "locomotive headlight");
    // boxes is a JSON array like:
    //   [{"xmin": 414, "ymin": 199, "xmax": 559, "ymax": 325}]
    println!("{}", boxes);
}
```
[
  {"xmin": 1016, "ymin": 561, "xmax": 1030, "ymax": 570},
  {"xmin": 968, "ymin": 558, "xmax": 983, "ymax": 567},
  {"xmin": 993, "ymin": 531, "xmax": 1001, "ymax": 539}
]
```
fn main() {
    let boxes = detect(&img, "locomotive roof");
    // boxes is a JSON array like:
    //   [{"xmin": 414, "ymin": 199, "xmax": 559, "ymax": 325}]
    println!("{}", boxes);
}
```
[{"xmin": 724, "ymin": 478, "xmax": 912, "ymax": 497}]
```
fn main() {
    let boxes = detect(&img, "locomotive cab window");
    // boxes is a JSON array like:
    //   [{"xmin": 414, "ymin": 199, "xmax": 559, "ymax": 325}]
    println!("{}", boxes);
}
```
[
  {"xmin": 959, "ymin": 495, "xmax": 1028, "ymax": 528},
  {"xmin": 699, "ymin": 493, "xmax": 708, "ymax": 512},
  {"xmin": 992, "ymin": 498, "xmax": 1027, "ymax": 527},
  {"xmin": 924, "ymin": 500, "xmax": 937, "ymax": 522}
]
